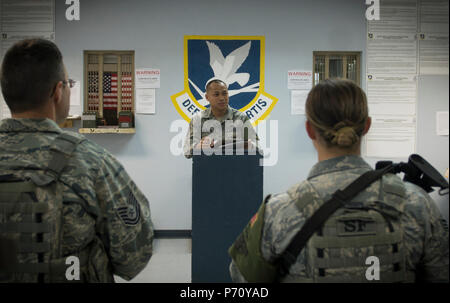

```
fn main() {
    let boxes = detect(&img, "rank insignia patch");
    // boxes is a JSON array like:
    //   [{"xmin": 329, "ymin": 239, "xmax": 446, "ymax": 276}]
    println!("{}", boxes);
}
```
[{"xmin": 117, "ymin": 190, "xmax": 141, "ymax": 226}]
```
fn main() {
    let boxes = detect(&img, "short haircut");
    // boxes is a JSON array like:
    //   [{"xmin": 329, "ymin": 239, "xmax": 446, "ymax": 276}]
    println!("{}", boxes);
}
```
[
  {"xmin": 0, "ymin": 39, "xmax": 65, "ymax": 113},
  {"xmin": 205, "ymin": 79, "xmax": 227, "ymax": 91}
]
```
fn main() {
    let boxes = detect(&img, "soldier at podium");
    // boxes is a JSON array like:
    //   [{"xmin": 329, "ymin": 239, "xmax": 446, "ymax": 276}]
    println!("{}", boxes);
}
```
[{"xmin": 183, "ymin": 79, "xmax": 259, "ymax": 158}]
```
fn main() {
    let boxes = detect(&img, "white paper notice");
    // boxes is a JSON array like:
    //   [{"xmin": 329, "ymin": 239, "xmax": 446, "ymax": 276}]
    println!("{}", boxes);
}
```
[
  {"xmin": 1, "ymin": 0, "xmax": 55, "ymax": 32},
  {"xmin": 364, "ymin": 116, "xmax": 416, "ymax": 158},
  {"xmin": 136, "ymin": 88, "xmax": 156, "ymax": 114},
  {"xmin": 420, "ymin": 0, "xmax": 449, "ymax": 33},
  {"xmin": 419, "ymin": 33, "xmax": 449, "ymax": 75},
  {"xmin": 0, "ymin": 90, "xmax": 11, "ymax": 119},
  {"xmin": 436, "ymin": 111, "xmax": 449, "ymax": 136},
  {"xmin": 368, "ymin": 0, "xmax": 418, "ymax": 33},
  {"xmin": 70, "ymin": 81, "xmax": 81, "ymax": 106},
  {"xmin": 69, "ymin": 80, "xmax": 81, "ymax": 117},
  {"xmin": 287, "ymin": 70, "xmax": 312, "ymax": 90},
  {"xmin": 136, "ymin": 68, "xmax": 160, "ymax": 88},
  {"xmin": 1, "ymin": 103, "xmax": 11, "ymax": 119},
  {"xmin": 367, "ymin": 33, "xmax": 417, "ymax": 75},
  {"xmin": 367, "ymin": 74, "xmax": 417, "ymax": 116},
  {"xmin": 291, "ymin": 90, "xmax": 308, "ymax": 115}
]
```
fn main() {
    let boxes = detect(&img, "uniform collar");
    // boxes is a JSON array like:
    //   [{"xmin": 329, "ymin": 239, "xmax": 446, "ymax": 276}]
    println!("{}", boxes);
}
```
[
  {"xmin": 307, "ymin": 155, "xmax": 372, "ymax": 180},
  {"xmin": 202, "ymin": 106, "xmax": 233, "ymax": 121},
  {"xmin": 0, "ymin": 118, "xmax": 62, "ymax": 133}
]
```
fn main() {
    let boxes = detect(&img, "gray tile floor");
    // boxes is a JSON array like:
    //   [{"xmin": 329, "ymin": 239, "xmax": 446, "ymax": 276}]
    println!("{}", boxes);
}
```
[{"xmin": 114, "ymin": 238, "xmax": 192, "ymax": 283}]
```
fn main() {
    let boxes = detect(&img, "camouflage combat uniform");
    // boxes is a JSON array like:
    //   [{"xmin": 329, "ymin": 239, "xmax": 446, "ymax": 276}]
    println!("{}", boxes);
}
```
[
  {"xmin": 229, "ymin": 155, "xmax": 449, "ymax": 283},
  {"xmin": 0, "ymin": 118, "xmax": 154, "ymax": 282},
  {"xmin": 183, "ymin": 106, "xmax": 258, "ymax": 158}
]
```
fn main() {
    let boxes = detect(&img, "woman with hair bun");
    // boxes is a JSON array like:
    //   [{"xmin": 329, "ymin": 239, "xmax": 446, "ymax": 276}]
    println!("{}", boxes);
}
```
[
  {"xmin": 305, "ymin": 79, "xmax": 371, "ymax": 159},
  {"xmin": 229, "ymin": 79, "xmax": 449, "ymax": 283}
]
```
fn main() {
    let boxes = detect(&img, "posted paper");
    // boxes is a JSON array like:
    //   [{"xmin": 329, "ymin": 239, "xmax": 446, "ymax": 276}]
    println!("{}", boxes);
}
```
[
  {"xmin": 367, "ymin": 0, "xmax": 418, "ymax": 33},
  {"xmin": 364, "ymin": 116, "xmax": 416, "ymax": 159},
  {"xmin": 366, "ymin": 74, "xmax": 417, "ymax": 116},
  {"xmin": 69, "ymin": 80, "xmax": 81, "ymax": 117},
  {"xmin": 1, "ymin": 0, "xmax": 55, "ymax": 32},
  {"xmin": 287, "ymin": 70, "xmax": 312, "ymax": 90},
  {"xmin": 419, "ymin": 0, "xmax": 449, "ymax": 33},
  {"xmin": 291, "ymin": 90, "xmax": 308, "ymax": 115},
  {"xmin": 367, "ymin": 33, "xmax": 417, "ymax": 75},
  {"xmin": 136, "ymin": 88, "xmax": 156, "ymax": 114},
  {"xmin": 419, "ymin": 33, "xmax": 449, "ymax": 75},
  {"xmin": 436, "ymin": 111, "xmax": 449, "ymax": 136},
  {"xmin": 136, "ymin": 68, "xmax": 160, "ymax": 88}
]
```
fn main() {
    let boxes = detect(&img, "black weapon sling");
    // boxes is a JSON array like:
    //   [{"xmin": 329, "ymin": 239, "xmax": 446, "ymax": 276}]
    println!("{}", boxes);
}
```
[{"xmin": 277, "ymin": 164, "xmax": 394, "ymax": 278}]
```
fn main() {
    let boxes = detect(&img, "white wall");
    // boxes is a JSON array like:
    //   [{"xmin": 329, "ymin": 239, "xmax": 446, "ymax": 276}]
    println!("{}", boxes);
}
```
[{"xmin": 54, "ymin": 0, "xmax": 448, "ymax": 229}]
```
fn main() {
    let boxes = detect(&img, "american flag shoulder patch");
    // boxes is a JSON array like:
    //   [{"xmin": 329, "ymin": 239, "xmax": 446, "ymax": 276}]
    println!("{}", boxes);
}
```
[{"xmin": 116, "ymin": 190, "xmax": 141, "ymax": 226}]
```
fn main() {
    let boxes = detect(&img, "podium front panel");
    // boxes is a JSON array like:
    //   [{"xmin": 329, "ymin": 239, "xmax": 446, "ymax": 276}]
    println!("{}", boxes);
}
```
[{"xmin": 192, "ymin": 154, "xmax": 263, "ymax": 283}]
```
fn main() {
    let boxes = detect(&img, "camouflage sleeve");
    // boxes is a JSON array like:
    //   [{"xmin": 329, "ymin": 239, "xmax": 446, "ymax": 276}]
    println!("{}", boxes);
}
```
[
  {"xmin": 259, "ymin": 183, "xmax": 316, "ymax": 282},
  {"xmin": 184, "ymin": 117, "xmax": 203, "ymax": 159},
  {"xmin": 260, "ymin": 190, "xmax": 306, "ymax": 262},
  {"xmin": 183, "ymin": 119, "xmax": 194, "ymax": 159},
  {"xmin": 228, "ymin": 195, "xmax": 278, "ymax": 282},
  {"xmin": 229, "ymin": 260, "xmax": 248, "ymax": 283},
  {"xmin": 95, "ymin": 152, "xmax": 154, "ymax": 281},
  {"xmin": 404, "ymin": 183, "xmax": 449, "ymax": 282},
  {"xmin": 228, "ymin": 189, "xmax": 308, "ymax": 283}
]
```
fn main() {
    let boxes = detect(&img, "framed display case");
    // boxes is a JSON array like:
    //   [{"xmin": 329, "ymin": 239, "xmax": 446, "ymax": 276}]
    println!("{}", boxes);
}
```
[{"xmin": 80, "ymin": 50, "xmax": 136, "ymax": 134}]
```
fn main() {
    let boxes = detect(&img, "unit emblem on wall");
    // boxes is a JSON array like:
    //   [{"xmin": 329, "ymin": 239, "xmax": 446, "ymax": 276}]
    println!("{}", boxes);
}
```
[{"xmin": 171, "ymin": 35, "xmax": 277, "ymax": 125}]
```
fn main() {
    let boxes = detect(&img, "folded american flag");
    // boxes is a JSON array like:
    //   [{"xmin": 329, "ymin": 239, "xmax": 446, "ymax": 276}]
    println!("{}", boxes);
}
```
[{"xmin": 103, "ymin": 72, "xmax": 118, "ymax": 110}]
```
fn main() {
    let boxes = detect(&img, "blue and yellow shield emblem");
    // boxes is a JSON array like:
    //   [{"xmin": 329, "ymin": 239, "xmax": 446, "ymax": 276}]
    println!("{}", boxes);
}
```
[{"xmin": 171, "ymin": 35, "xmax": 277, "ymax": 125}]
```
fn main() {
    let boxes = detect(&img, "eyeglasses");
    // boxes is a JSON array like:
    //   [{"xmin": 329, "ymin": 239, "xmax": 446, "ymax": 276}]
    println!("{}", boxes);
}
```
[
  {"xmin": 50, "ymin": 78, "xmax": 76, "ymax": 97},
  {"xmin": 62, "ymin": 79, "xmax": 76, "ymax": 88}
]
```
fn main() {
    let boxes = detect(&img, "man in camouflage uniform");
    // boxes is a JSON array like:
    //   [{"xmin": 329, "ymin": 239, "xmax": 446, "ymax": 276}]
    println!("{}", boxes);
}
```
[
  {"xmin": 0, "ymin": 39, "xmax": 153, "ymax": 282},
  {"xmin": 183, "ymin": 79, "xmax": 259, "ymax": 158},
  {"xmin": 229, "ymin": 79, "xmax": 449, "ymax": 283}
]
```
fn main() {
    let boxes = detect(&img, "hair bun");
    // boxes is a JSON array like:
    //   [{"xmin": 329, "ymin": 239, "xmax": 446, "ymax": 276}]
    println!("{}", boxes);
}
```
[{"xmin": 331, "ymin": 126, "xmax": 358, "ymax": 147}]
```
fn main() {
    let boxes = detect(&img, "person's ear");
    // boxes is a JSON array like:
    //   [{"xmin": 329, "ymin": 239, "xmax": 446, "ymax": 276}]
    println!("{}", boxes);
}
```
[
  {"xmin": 362, "ymin": 117, "xmax": 371, "ymax": 135},
  {"xmin": 52, "ymin": 81, "xmax": 64, "ymax": 105},
  {"xmin": 306, "ymin": 120, "xmax": 317, "ymax": 140}
]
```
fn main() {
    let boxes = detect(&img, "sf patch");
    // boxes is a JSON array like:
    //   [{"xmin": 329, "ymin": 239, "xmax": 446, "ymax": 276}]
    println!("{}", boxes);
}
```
[{"xmin": 116, "ymin": 190, "xmax": 141, "ymax": 226}]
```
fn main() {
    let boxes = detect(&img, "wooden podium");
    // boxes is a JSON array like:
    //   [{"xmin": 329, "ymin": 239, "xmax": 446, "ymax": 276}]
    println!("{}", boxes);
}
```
[{"xmin": 191, "ymin": 153, "xmax": 263, "ymax": 282}]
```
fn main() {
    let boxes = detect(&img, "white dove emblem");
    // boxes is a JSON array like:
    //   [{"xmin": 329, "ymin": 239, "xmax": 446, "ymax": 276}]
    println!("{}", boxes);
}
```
[{"xmin": 189, "ymin": 41, "xmax": 260, "ymax": 107}]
